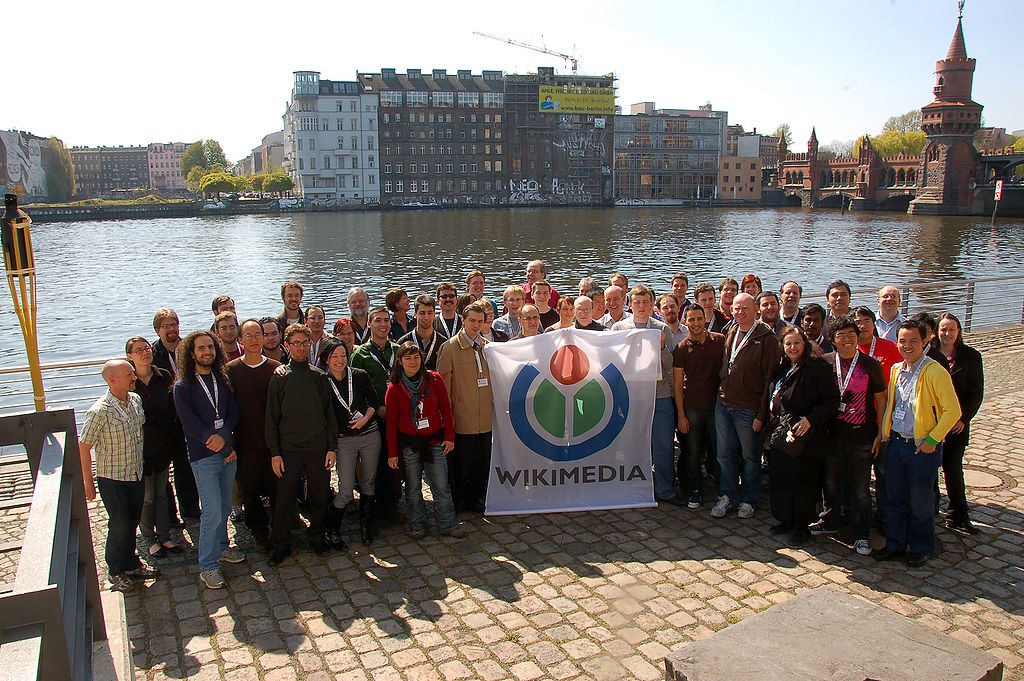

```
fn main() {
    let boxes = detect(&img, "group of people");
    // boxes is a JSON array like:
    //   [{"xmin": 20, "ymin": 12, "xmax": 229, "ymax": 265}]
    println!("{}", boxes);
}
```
[{"xmin": 77, "ymin": 261, "xmax": 984, "ymax": 593}]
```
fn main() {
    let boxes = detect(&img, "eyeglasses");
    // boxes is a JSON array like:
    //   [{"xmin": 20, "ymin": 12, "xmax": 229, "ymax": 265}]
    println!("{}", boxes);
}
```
[
  {"xmin": 242, "ymin": 333, "xmax": 264, "ymax": 340},
  {"xmin": 159, "ymin": 322, "xmax": 179, "ymax": 329},
  {"xmin": 439, "ymin": 294, "xmax": 457, "ymax": 299},
  {"xmin": 521, "ymin": 315, "xmax": 540, "ymax": 322},
  {"xmin": 288, "ymin": 340, "xmax": 311, "ymax": 347}
]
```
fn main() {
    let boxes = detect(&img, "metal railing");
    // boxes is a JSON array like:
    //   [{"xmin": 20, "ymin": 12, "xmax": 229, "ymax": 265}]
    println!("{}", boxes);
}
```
[{"xmin": 0, "ymin": 409, "xmax": 105, "ymax": 681}]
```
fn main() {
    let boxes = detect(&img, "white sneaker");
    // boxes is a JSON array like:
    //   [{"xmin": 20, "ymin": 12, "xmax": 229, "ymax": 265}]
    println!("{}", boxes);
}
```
[
  {"xmin": 737, "ymin": 503, "xmax": 755, "ymax": 519},
  {"xmin": 854, "ymin": 539, "xmax": 872, "ymax": 556},
  {"xmin": 200, "ymin": 568, "xmax": 225, "ymax": 589},
  {"xmin": 710, "ymin": 496, "xmax": 732, "ymax": 518},
  {"xmin": 220, "ymin": 547, "xmax": 246, "ymax": 564}
]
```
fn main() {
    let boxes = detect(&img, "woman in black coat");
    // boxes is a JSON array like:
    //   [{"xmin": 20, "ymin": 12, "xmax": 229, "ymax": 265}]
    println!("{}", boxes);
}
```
[
  {"xmin": 761, "ymin": 325, "xmax": 841, "ymax": 548},
  {"xmin": 935, "ymin": 312, "xmax": 984, "ymax": 534}
]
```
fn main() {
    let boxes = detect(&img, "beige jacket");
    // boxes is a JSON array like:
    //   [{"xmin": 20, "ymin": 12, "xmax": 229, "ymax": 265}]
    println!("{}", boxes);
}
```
[{"xmin": 436, "ymin": 331, "xmax": 493, "ymax": 435}]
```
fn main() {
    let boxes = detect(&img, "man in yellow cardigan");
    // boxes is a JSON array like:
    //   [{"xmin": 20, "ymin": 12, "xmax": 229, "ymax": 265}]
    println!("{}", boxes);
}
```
[{"xmin": 875, "ymin": 319, "xmax": 961, "ymax": 567}]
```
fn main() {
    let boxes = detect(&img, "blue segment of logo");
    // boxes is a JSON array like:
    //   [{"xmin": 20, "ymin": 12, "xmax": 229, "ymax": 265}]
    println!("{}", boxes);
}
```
[{"xmin": 510, "ymin": 363, "xmax": 629, "ymax": 462}]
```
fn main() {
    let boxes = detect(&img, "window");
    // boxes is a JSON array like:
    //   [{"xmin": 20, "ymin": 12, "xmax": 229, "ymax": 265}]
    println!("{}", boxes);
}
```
[
  {"xmin": 409, "ymin": 162, "xmax": 416, "ymax": 173},
  {"xmin": 383, "ymin": 113, "xmax": 390, "ymax": 123},
  {"xmin": 495, "ymin": 160, "xmax": 502, "ymax": 172},
  {"xmin": 367, "ymin": 138, "xmax": 374, "ymax": 150},
  {"xmin": 459, "ymin": 163, "xmax": 467, "ymax": 173},
  {"xmin": 407, "ymin": 92, "xmax": 428, "ymax": 107},
  {"xmin": 447, "ymin": 180, "xmax": 454, "ymax": 191},
  {"xmin": 460, "ymin": 179, "xmax": 467, "ymax": 192},
  {"xmin": 380, "ymin": 91, "xmax": 403, "ymax": 107},
  {"xmin": 369, "ymin": 174, "xmax": 375, "ymax": 184},
  {"xmin": 384, "ymin": 163, "xmax": 391, "ymax": 174},
  {"xmin": 750, "ymin": 176, "xmax": 756, "ymax": 183},
  {"xmin": 349, "ymin": 100, "xmax": 356, "ymax": 112},
  {"xmin": 421, "ymin": 163, "xmax": 428, "ymax": 173},
  {"xmin": 384, "ymin": 181, "xmax": 392, "ymax": 192},
  {"xmin": 446, "ymin": 162, "xmax": 454, "ymax": 173},
  {"xmin": 724, "ymin": 162, "xmax": 729, "ymax": 169},
  {"xmin": 339, "ymin": 175, "xmax": 347, "ymax": 188},
  {"xmin": 323, "ymin": 156, "xmax": 331, "ymax": 169},
  {"xmin": 495, "ymin": 114, "xmax": 502, "ymax": 124},
  {"xmin": 432, "ymin": 91, "xmax": 454, "ymax": 107},
  {"xmin": 337, "ymin": 119, "xmax": 344, "ymax": 130},
  {"xmin": 337, "ymin": 136, "xmax": 344, "ymax": 149},
  {"xmin": 483, "ymin": 92, "xmax": 504, "ymax": 108},
  {"xmin": 750, "ymin": 163, "xmax": 756, "ymax": 170},
  {"xmin": 495, "ymin": 144, "xmax": 502, "ymax": 154},
  {"xmin": 298, "ymin": 139, "xmax": 304, "ymax": 151},
  {"xmin": 470, "ymin": 163, "xmax": 478, "ymax": 172},
  {"xmin": 310, "ymin": 139, "xmax": 316, "ymax": 150},
  {"xmin": 353, "ymin": 176, "xmax": 359, "ymax": 187},
  {"xmin": 484, "ymin": 160, "xmax": 492, "ymax": 172},
  {"xmin": 395, "ymin": 162, "xmax": 403, "ymax": 173},
  {"xmin": 352, "ymin": 157, "xmax": 358, "ymax": 169},
  {"xmin": 458, "ymin": 92, "xmax": 480, "ymax": 107},
  {"xmin": 351, "ymin": 136, "xmax": 358, "ymax": 150},
  {"xmin": 321, "ymin": 119, "xmax": 329, "ymax": 130},
  {"xmin": 471, "ymin": 180, "xmax": 478, "ymax": 191},
  {"xmin": 421, "ymin": 180, "xmax": 429, "ymax": 192},
  {"xmin": 310, "ymin": 158, "xmax": 317, "ymax": 170},
  {"xmin": 369, "ymin": 155, "xmax": 375, "ymax": 168}
]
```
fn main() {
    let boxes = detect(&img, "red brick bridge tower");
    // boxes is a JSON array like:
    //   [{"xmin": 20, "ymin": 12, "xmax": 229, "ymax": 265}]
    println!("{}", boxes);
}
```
[{"xmin": 908, "ymin": 5, "xmax": 983, "ymax": 214}]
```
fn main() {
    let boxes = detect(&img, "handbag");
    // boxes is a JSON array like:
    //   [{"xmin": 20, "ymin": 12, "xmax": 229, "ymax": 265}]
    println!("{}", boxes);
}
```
[{"xmin": 769, "ymin": 413, "xmax": 809, "ymax": 457}]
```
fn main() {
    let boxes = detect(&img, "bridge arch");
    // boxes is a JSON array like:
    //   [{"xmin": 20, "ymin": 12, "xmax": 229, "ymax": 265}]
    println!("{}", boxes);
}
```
[
  {"xmin": 877, "ymin": 193, "xmax": 913, "ymax": 211},
  {"xmin": 897, "ymin": 169, "xmax": 906, "ymax": 185}
]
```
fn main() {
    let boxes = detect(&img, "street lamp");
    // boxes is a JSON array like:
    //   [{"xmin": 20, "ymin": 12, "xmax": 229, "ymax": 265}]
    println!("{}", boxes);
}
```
[{"xmin": 2, "ymin": 194, "xmax": 45, "ymax": 410}]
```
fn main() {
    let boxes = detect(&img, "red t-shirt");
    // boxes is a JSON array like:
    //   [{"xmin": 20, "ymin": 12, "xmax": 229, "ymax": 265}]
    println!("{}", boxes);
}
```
[{"xmin": 859, "ymin": 336, "xmax": 902, "ymax": 385}]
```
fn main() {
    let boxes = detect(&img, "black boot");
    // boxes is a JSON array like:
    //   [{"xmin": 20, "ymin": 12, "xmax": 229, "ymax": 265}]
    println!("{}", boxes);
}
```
[
  {"xmin": 325, "ymin": 503, "xmax": 348, "ymax": 551},
  {"xmin": 359, "ymin": 494, "xmax": 375, "ymax": 546}
]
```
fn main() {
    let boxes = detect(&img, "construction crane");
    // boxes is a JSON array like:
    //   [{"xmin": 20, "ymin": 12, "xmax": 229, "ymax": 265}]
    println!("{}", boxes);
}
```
[{"xmin": 473, "ymin": 31, "xmax": 579, "ymax": 73}]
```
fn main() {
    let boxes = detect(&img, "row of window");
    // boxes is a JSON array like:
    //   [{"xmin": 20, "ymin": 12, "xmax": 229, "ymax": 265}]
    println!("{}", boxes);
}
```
[
  {"xmin": 384, "ymin": 128, "xmax": 503, "ymax": 141},
  {"xmin": 721, "ymin": 176, "xmax": 758, "ymax": 183},
  {"xmin": 293, "ymin": 101, "xmax": 377, "ymax": 113},
  {"xmin": 303, "ymin": 174, "xmax": 375, "ymax": 188},
  {"xmin": 722, "ymin": 162, "xmax": 758, "ymax": 170},
  {"xmin": 381, "ymin": 144, "xmax": 503, "ymax": 156},
  {"xmin": 297, "ymin": 137, "xmax": 375, "ymax": 151},
  {"xmin": 296, "ymin": 156, "xmax": 377, "ymax": 171},
  {"xmin": 380, "ymin": 91, "xmax": 504, "ymax": 108},
  {"xmin": 296, "ymin": 117, "xmax": 376, "ymax": 132},
  {"xmin": 383, "ymin": 113, "xmax": 503, "ymax": 124},
  {"xmin": 384, "ymin": 179, "xmax": 500, "ymax": 193},
  {"xmin": 382, "ymin": 160, "xmax": 504, "ymax": 174}
]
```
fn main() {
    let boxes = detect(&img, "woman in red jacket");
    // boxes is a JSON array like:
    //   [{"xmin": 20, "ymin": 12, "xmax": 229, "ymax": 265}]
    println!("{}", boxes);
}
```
[{"xmin": 385, "ymin": 342, "xmax": 465, "ymax": 539}]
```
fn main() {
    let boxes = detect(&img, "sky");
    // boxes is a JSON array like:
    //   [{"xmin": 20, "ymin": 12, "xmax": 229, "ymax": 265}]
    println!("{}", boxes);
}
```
[{"xmin": 8, "ymin": 0, "xmax": 1022, "ymax": 162}]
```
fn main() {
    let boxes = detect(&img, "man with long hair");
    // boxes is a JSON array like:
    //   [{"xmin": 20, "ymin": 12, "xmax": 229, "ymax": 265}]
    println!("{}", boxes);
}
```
[{"xmin": 173, "ymin": 331, "xmax": 245, "ymax": 589}]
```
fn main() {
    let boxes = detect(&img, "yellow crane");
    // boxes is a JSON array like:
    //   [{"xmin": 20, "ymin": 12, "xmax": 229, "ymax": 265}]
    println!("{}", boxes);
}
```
[{"xmin": 473, "ymin": 32, "xmax": 579, "ymax": 73}]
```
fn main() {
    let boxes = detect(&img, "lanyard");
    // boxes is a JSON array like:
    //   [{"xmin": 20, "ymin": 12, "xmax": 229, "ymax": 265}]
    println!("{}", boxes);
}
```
[
  {"xmin": 896, "ymin": 357, "xmax": 929, "ymax": 406},
  {"xmin": 196, "ymin": 373, "xmax": 220, "ymax": 419},
  {"xmin": 368, "ymin": 343, "xmax": 394, "ymax": 372},
  {"xmin": 782, "ymin": 312, "xmax": 799, "ymax": 325},
  {"xmin": 463, "ymin": 331, "xmax": 484, "ymax": 375},
  {"xmin": 110, "ymin": 393, "xmax": 136, "ymax": 424},
  {"xmin": 867, "ymin": 337, "xmax": 877, "ymax": 358},
  {"xmin": 729, "ymin": 325, "xmax": 754, "ymax": 369},
  {"xmin": 354, "ymin": 324, "xmax": 370, "ymax": 344},
  {"xmin": 414, "ymin": 329, "xmax": 438, "ymax": 361},
  {"xmin": 771, "ymin": 365, "xmax": 799, "ymax": 404},
  {"xmin": 835, "ymin": 350, "xmax": 860, "ymax": 395},
  {"xmin": 441, "ymin": 315, "xmax": 460, "ymax": 336},
  {"xmin": 329, "ymin": 368, "xmax": 354, "ymax": 411}
]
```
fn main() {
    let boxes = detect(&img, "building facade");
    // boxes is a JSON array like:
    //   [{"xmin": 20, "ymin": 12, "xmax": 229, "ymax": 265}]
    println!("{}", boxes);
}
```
[
  {"xmin": 283, "ymin": 71, "xmax": 380, "ymax": 206},
  {"xmin": 504, "ymin": 67, "xmax": 615, "ymax": 206},
  {"xmin": 358, "ymin": 67, "xmax": 506, "ymax": 207},
  {"xmin": 261, "ymin": 131, "xmax": 284, "ymax": 172},
  {"xmin": 147, "ymin": 142, "xmax": 188, "ymax": 192},
  {"xmin": 719, "ymin": 155, "xmax": 762, "ymax": 201},
  {"xmin": 613, "ymin": 102, "xmax": 726, "ymax": 203},
  {"xmin": 71, "ymin": 145, "xmax": 149, "ymax": 197}
]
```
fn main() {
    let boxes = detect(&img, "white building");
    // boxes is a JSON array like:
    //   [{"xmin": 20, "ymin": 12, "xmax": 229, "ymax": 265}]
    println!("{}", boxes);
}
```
[
  {"xmin": 283, "ymin": 71, "xmax": 380, "ymax": 206},
  {"xmin": 147, "ymin": 142, "xmax": 188, "ymax": 191}
]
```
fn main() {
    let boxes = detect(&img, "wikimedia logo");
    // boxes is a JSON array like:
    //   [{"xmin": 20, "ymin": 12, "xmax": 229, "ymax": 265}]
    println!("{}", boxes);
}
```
[{"xmin": 509, "ymin": 344, "xmax": 628, "ymax": 462}]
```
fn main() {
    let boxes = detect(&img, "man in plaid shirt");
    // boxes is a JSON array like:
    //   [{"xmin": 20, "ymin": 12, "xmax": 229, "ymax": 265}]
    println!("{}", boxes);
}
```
[{"xmin": 80, "ymin": 359, "xmax": 161, "ymax": 592}]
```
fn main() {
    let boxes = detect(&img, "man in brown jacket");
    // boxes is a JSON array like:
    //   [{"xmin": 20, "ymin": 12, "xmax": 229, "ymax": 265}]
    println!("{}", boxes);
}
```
[
  {"xmin": 437, "ymin": 301, "xmax": 493, "ymax": 513},
  {"xmin": 712, "ymin": 293, "xmax": 782, "ymax": 520}
]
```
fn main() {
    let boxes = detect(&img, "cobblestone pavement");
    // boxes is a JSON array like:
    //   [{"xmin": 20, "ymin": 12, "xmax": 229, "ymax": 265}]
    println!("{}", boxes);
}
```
[{"xmin": 5, "ymin": 328, "xmax": 1024, "ymax": 679}]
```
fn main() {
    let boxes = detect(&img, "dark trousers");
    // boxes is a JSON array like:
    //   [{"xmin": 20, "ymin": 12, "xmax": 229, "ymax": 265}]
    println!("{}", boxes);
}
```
[
  {"xmin": 372, "ymin": 426, "xmax": 402, "ymax": 520},
  {"xmin": 270, "ymin": 451, "xmax": 329, "ymax": 549},
  {"xmin": 167, "ymin": 445, "xmax": 200, "ymax": 520},
  {"xmin": 237, "ymin": 448, "xmax": 277, "ymax": 541},
  {"xmin": 822, "ymin": 436, "xmax": 875, "ymax": 539},
  {"xmin": 97, "ymin": 477, "xmax": 145, "ymax": 576},
  {"xmin": 769, "ymin": 448, "xmax": 822, "ymax": 529},
  {"xmin": 884, "ymin": 438, "xmax": 941, "ymax": 554},
  {"xmin": 680, "ymin": 407, "xmax": 716, "ymax": 494},
  {"xmin": 941, "ymin": 428, "xmax": 971, "ymax": 523},
  {"xmin": 451, "ymin": 432, "xmax": 492, "ymax": 511}
]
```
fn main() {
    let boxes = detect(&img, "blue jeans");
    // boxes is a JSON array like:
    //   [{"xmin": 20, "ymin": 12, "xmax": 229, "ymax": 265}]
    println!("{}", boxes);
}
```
[
  {"xmin": 883, "ymin": 437, "xmax": 941, "ymax": 554},
  {"xmin": 715, "ymin": 400, "xmax": 762, "ymax": 506},
  {"xmin": 402, "ymin": 444, "xmax": 458, "ymax": 532},
  {"xmin": 191, "ymin": 455, "xmax": 237, "ymax": 571},
  {"xmin": 652, "ymin": 397, "xmax": 678, "ymax": 500}
]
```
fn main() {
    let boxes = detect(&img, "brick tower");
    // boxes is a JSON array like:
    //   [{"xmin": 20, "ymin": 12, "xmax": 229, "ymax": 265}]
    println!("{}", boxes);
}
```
[{"xmin": 908, "ymin": 3, "xmax": 983, "ymax": 214}]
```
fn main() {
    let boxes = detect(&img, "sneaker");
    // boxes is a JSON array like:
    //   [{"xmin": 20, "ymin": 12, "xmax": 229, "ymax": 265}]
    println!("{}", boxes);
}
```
[
  {"xmin": 710, "ymin": 496, "xmax": 732, "ymax": 518},
  {"xmin": 200, "ymin": 568, "xmax": 225, "ymax": 589},
  {"xmin": 109, "ymin": 573, "xmax": 134, "ymax": 593},
  {"xmin": 408, "ymin": 527, "xmax": 427, "ymax": 539},
  {"xmin": 906, "ymin": 552, "xmax": 931, "ymax": 568},
  {"xmin": 445, "ymin": 526, "xmax": 466, "ymax": 538},
  {"xmin": 808, "ymin": 520, "xmax": 837, "ymax": 535},
  {"xmin": 687, "ymin": 490, "xmax": 702, "ymax": 509},
  {"xmin": 127, "ymin": 564, "xmax": 161, "ymax": 580},
  {"xmin": 219, "ymin": 547, "xmax": 246, "ymax": 564},
  {"xmin": 229, "ymin": 507, "xmax": 244, "ymax": 522},
  {"xmin": 854, "ymin": 539, "xmax": 872, "ymax": 556},
  {"xmin": 737, "ymin": 503, "xmax": 755, "ymax": 519}
]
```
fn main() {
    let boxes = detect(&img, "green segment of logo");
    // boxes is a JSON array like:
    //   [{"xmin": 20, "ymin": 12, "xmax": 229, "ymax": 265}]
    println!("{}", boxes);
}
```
[
  {"xmin": 572, "ymin": 379, "xmax": 605, "ymax": 436},
  {"xmin": 535, "ymin": 377, "xmax": 606, "ymax": 439}
]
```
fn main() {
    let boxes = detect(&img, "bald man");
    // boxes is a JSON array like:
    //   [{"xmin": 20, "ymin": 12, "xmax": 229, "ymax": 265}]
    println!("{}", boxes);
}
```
[
  {"xmin": 875, "ymin": 286, "xmax": 905, "ymax": 342},
  {"xmin": 80, "ymin": 360, "xmax": 161, "ymax": 592}
]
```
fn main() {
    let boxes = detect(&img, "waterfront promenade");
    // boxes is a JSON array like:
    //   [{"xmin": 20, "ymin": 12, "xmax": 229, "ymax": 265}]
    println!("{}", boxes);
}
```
[{"xmin": 3, "ymin": 327, "xmax": 1023, "ymax": 680}]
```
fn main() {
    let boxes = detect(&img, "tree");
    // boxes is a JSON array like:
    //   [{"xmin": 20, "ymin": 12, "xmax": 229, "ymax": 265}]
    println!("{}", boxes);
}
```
[
  {"xmin": 249, "ymin": 173, "xmax": 266, "ymax": 193},
  {"xmin": 882, "ymin": 110, "xmax": 922, "ymax": 135},
  {"xmin": 819, "ymin": 139, "xmax": 855, "ymax": 161},
  {"xmin": 181, "ymin": 140, "xmax": 229, "ymax": 178},
  {"xmin": 1014, "ymin": 137, "xmax": 1024, "ymax": 153},
  {"xmin": 199, "ymin": 171, "xmax": 237, "ymax": 198},
  {"xmin": 42, "ymin": 137, "xmax": 76, "ymax": 202},
  {"xmin": 773, "ymin": 123, "xmax": 792, "ymax": 147},
  {"xmin": 263, "ymin": 172, "xmax": 295, "ymax": 196},
  {"xmin": 186, "ymin": 166, "xmax": 207, "ymax": 193},
  {"xmin": 869, "ymin": 130, "xmax": 926, "ymax": 158}
]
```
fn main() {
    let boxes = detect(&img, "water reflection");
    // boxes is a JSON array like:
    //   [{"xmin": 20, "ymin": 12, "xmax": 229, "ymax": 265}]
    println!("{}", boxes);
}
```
[{"xmin": 1, "ymin": 207, "xmax": 1021, "ymax": 367}]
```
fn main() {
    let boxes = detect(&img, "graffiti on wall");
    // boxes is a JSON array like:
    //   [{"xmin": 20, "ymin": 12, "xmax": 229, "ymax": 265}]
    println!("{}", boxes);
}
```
[
  {"xmin": 0, "ymin": 131, "xmax": 48, "ymax": 199},
  {"xmin": 508, "ymin": 177, "xmax": 593, "ymax": 205},
  {"xmin": 552, "ymin": 116, "xmax": 606, "ymax": 161}
]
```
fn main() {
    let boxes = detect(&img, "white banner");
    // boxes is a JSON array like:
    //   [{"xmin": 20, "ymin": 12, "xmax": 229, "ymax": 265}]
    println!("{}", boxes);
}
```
[{"xmin": 483, "ymin": 329, "xmax": 660, "ymax": 515}]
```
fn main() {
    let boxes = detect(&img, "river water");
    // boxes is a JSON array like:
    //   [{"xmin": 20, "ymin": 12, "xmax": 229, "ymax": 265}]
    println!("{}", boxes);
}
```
[{"xmin": 1, "ymin": 206, "xmax": 1022, "ymax": 371}]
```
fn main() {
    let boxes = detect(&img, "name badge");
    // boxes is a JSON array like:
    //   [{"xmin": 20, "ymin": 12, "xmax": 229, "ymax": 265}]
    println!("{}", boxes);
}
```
[
  {"xmin": 214, "ymin": 418, "xmax": 224, "ymax": 430},
  {"xmin": 893, "ymin": 407, "xmax": 907, "ymax": 421},
  {"xmin": 477, "ymin": 378, "xmax": 489, "ymax": 388},
  {"xmin": 837, "ymin": 402, "xmax": 847, "ymax": 413},
  {"xmin": 351, "ymin": 410, "xmax": 364, "ymax": 421},
  {"xmin": 416, "ymin": 418, "xmax": 431, "ymax": 430}
]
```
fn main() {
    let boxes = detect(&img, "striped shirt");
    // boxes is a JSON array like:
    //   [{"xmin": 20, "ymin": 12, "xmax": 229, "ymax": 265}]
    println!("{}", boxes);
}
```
[{"xmin": 80, "ymin": 391, "xmax": 146, "ymax": 481}]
